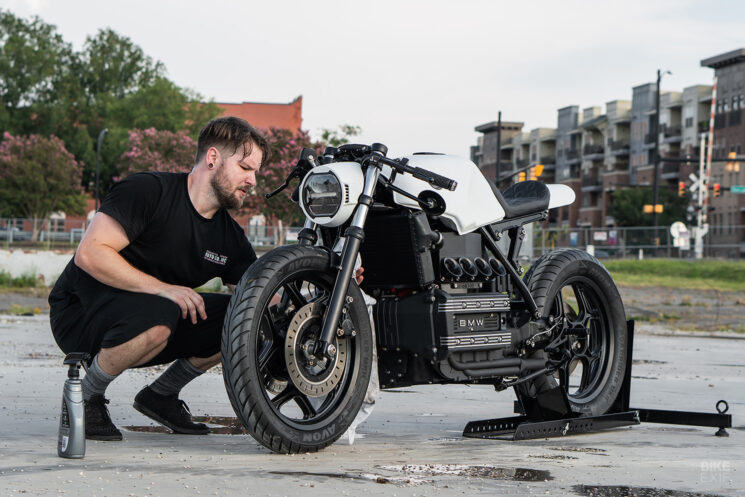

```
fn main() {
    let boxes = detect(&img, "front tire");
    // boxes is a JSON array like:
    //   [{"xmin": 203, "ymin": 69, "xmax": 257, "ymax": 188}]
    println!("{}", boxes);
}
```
[
  {"xmin": 519, "ymin": 249, "xmax": 628, "ymax": 416},
  {"xmin": 221, "ymin": 245, "xmax": 373, "ymax": 454}
]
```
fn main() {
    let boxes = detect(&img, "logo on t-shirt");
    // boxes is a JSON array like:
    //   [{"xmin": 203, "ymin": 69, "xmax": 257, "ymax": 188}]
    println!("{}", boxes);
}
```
[{"xmin": 204, "ymin": 250, "xmax": 228, "ymax": 266}]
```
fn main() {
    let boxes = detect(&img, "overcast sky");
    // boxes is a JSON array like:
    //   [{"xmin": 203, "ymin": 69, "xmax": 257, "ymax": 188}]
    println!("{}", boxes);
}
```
[{"xmin": 5, "ymin": 0, "xmax": 745, "ymax": 158}]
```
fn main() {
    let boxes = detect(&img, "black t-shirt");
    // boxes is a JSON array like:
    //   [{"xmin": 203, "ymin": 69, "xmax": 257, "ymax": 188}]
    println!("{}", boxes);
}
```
[
  {"xmin": 55, "ymin": 172, "xmax": 256, "ymax": 293},
  {"xmin": 99, "ymin": 172, "xmax": 256, "ymax": 287}
]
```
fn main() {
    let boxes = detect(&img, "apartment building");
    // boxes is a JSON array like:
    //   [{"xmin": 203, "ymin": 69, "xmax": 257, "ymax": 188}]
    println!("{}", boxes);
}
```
[
  {"xmin": 604, "ymin": 100, "xmax": 632, "ymax": 226},
  {"xmin": 701, "ymin": 49, "xmax": 745, "ymax": 256},
  {"xmin": 630, "ymin": 83, "xmax": 658, "ymax": 186},
  {"xmin": 472, "ymin": 121, "xmax": 524, "ymax": 182},
  {"xmin": 470, "ymin": 47, "xmax": 743, "ymax": 256},
  {"xmin": 555, "ymin": 106, "xmax": 582, "ymax": 228}
]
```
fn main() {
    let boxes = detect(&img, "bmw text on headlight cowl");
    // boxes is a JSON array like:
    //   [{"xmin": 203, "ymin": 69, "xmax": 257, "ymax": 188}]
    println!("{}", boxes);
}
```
[{"xmin": 303, "ymin": 172, "xmax": 342, "ymax": 217}]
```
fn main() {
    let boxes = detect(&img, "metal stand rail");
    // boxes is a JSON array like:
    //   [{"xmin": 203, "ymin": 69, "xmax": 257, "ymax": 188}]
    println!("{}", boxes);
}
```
[{"xmin": 463, "ymin": 320, "xmax": 732, "ymax": 441}]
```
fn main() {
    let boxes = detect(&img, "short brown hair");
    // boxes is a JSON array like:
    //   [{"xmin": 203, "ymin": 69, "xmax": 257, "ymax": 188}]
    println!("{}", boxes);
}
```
[{"xmin": 196, "ymin": 116, "xmax": 269, "ymax": 166}]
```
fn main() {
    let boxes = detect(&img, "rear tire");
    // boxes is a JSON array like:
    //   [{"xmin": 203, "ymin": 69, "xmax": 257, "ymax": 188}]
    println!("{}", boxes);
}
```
[
  {"xmin": 221, "ymin": 245, "xmax": 373, "ymax": 453},
  {"xmin": 518, "ymin": 249, "xmax": 628, "ymax": 416}
]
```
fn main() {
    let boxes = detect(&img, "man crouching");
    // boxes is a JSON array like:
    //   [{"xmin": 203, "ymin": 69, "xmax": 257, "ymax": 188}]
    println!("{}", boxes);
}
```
[{"xmin": 48, "ymin": 117, "xmax": 266, "ymax": 440}]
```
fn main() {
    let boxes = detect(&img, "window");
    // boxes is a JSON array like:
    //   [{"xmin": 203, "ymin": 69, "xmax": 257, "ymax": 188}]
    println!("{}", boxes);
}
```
[{"xmin": 685, "ymin": 117, "xmax": 694, "ymax": 128}]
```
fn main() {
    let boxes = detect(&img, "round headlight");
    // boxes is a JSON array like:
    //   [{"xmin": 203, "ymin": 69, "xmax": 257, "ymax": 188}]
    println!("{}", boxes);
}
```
[{"xmin": 303, "ymin": 172, "xmax": 342, "ymax": 218}]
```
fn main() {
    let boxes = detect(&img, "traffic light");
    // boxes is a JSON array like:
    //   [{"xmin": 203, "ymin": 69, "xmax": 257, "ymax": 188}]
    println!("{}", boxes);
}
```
[
  {"xmin": 678, "ymin": 181, "xmax": 686, "ymax": 197},
  {"xmin": 713, "ymin": 183, "xmax": 721, "ymax": 197},
  {"xmin": 529, "ymin": 164, "xmax": 544, "ymax": 181},
  {"xmin": 518, "ymin": 171, "xmax": 526, "ymax": 182}
]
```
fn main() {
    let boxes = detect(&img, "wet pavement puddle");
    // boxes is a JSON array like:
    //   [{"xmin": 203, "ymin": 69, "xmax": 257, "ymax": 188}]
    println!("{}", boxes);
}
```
[
  {"xmin": 272, "ymin": 464, "xmax": 552, "ymax": 486},
  {"xmin": 572, "ymin": 484, "xmax": 730, "ymax": 497},
  {"xmin": 124, "ymin": 415, "xmax": 246, "ymax": 435},
  {"xmin": 379, "ymin": 464, "xmax": 552, "ymax": 481}
]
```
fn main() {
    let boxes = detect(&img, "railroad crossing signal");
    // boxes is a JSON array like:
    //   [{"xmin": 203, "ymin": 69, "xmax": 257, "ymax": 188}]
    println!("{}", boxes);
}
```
[
  {"xmin": 643, "ymin": 204, "xmax": 664, "ymax": 214},
  {"xmin": 678, "ymin": 181, "xmax": 686, "ymax": 197}
]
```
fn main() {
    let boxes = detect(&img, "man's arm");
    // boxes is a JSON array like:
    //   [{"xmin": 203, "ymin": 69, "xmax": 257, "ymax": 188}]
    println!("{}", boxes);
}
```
[{"xmin": 75, "ymin": 212, "xmax": 206, "ymax": 323}]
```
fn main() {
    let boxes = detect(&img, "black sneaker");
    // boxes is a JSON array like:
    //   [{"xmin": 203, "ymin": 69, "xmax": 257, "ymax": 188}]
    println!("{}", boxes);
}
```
[
  {"xmin": 84, "ymin": 395, "xmax": 123, "ymax": 441},
  {"xmin": 133, "ymin": 386, "xmax": 209, "ymax": 435}
]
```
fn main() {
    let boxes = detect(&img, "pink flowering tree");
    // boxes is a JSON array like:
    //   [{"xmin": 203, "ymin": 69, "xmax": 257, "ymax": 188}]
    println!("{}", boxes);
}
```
[
  {"xmin": 118, "ymin": 128, "xmax": 196, "ymax": 176},
  {"xmin": 248, "ymin": 127, "xmax": 323, "ymax": 226},
  {"xmin": 118, "ymin": 126, "xmax": 323, "ymax": 225},
  {"xmin": 0, "ymin": 132, "xmax": 86, "ymax": 241}
]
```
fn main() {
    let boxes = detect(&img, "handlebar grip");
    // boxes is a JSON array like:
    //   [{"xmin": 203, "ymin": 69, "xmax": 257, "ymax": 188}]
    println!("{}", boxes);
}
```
[{"xmin": 412, "ymin": 167, "xmax": 458, "ymax": 191}]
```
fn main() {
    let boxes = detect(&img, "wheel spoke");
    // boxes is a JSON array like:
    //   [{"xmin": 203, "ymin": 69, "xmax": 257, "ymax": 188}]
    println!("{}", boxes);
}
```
[
  {"xmin": 284, "ymin": 281, "xmax": 307, "ymax": 308},
  {"xmin": 572, "ymin": 284, "xmax": 592, "ymax": 324},
  {"xmin": 258, "ymin": 340, "xmax": 277, "ymax": 371},
  {"xmin": 294, "ymin": 394, "xmax": 318, "ymax": 419},
  {"xmin": 271, "ymin": 383, "xmax": 300, "ymax": 409},
  {"xmin": 579, "ymin": 357, "xmax": 593, "ymax": 391}
]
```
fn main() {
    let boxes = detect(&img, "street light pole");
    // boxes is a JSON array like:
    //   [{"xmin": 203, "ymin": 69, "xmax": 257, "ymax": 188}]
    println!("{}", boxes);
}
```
[
  {"xmin": 495, "ymin": 111, "xmax": 502, "ymax": 187},
  {"xmin": 95, "ymin": 128, "xmax": 109, "ymax": 212}
]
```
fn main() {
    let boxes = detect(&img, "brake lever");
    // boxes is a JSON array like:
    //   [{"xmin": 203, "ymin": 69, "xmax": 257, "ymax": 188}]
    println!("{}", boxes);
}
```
[
  {"xmin": 265, "ymin": 178, "xmax": 292, "ymax": 199},
  {"xmin": 265, "ymin": 148, "xmax": 319, "ymax": 199}
]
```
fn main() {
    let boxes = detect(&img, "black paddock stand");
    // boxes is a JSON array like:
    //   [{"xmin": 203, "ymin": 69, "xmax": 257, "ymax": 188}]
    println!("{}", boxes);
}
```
[{"xmin": 463, "ymin": 320, "xmax": 732, "ymax": 441}]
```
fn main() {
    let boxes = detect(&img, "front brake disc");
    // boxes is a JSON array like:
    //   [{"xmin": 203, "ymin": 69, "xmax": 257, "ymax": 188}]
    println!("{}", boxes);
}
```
[{"xmin": 284, "ymin": 302, "xmax": 348, "ymax": 397}]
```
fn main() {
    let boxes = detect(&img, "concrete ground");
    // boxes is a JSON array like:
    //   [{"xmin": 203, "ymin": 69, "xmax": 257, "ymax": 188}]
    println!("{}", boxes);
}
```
[{"xmin": 0, "ymin": 315, "xmax": 743, "ymax": 497}]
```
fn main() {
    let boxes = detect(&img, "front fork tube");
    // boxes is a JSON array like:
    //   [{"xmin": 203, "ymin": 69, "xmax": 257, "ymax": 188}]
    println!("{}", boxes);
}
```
[{"xmin": 314, "ymin": 164, "xmax": 381, "ymax": 357}]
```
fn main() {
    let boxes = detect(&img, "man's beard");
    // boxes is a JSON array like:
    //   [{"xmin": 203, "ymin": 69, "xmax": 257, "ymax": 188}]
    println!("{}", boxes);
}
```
[{"xmin": 210, "ymin": 168, "xmax": 243, "ymax": 210}]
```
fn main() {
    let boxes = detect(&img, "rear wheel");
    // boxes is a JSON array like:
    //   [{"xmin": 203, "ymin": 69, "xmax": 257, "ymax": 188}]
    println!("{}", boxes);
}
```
[
  {"xmin": 221, "ymin": 245, "xmax": 373, "ymax": 453},
  {"xmin": 518, "ymin": 249, "xmax": 628, "ymax": 415}
]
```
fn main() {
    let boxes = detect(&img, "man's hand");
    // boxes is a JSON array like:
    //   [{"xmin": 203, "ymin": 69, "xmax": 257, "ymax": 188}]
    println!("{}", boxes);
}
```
[
  {"xmin": 158, "ymin": 285, "xmax": 207, "ymax": 324},
  {"xmin": 355, "ymin": 266, "xmax": 364, "ymax": 285}
]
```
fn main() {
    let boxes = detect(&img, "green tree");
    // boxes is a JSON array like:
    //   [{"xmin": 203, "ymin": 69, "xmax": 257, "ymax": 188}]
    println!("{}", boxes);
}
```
[
  {"xmin": 0, "ymin": 133, "xmax": 86, "ymax": 240},
  {"xmin": 320, "ymin": 124, "xmax": 361, "ymax": 147},
  {"xmin": 610, "ymin": 186, "xmax": 687, "ymax": 227},
  {"xmin": 0, "ymin": 10, "xmax": 79, "ymax": 136}
]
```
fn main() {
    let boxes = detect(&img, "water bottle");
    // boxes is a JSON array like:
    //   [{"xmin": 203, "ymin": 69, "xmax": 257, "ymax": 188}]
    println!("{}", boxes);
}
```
[{"xmin": 58, "ymin": 353, "xmax": 89, "ymax": 459}]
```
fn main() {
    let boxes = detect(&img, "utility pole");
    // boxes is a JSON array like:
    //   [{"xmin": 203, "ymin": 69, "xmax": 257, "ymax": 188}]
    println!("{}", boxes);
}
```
[
  {"xmin": 95, "ymin": 128, "xmax": 109, "ymax": 211},
  {"xmin": 495, "ymin": 111, "xmax": 502, "ymax": 188},
  {"xmin": 652, "ymin": 69, "xmax": 671, "ymax": 246}
]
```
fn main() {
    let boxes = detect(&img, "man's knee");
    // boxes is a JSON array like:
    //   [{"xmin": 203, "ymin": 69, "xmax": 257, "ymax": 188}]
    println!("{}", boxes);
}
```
[{"xmin": 144, "ymin": 325, "xmax": 172, "ymax": 348}]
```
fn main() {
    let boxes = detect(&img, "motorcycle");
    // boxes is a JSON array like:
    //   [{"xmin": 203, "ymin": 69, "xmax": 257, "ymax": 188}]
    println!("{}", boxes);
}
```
[{"xmin": 220, "ymin": 143, "xmax": 628, "ymax": 454}]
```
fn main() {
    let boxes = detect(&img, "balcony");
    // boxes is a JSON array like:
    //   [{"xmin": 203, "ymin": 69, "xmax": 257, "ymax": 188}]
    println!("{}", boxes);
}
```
[
  {"xmin": 663, "ymin": 125, "xmax": 682, "ymax": 144},
  {"xmin": 565, "ymin": 149, "xmax": 580, "ymax": 163},
  {"xmin": 609, "ymin": 139, "xmax": 630, "ymax": 156},
  {"xmin": 644, "ymin": 132, "xmax": 656, "ymax": 144},
  {"xmin": 581, "ymin": 175, "xmax": 602, "ymax": 192},
  {"xmin": 516, "ymin": 158, "xmax": 530, "ymax": 167},
  {"xmin": 661, "ymin": 161, "xmax": 680, "ymax": 179},
  {"xmin": 583, "ymin": 144, "xmax": 605, "ymax": 160},
  {"xmin": 539, "ymin": 155, "xmax": 555, "ymax": 165},
  {"xmin": 663, "ymin": 125, "xmax": 682, "ymax": 138}
]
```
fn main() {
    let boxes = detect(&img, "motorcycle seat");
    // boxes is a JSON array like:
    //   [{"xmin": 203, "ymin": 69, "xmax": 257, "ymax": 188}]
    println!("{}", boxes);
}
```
[{"xmin": 487, "ymin": 180, "xmax": 550, "ymax": 219}]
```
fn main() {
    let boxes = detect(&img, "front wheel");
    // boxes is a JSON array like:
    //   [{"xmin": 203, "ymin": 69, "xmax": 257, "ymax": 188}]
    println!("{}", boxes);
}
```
[
  {"xmin": 518, "ymin": 249, "xmax": 628, "ymax": 416},
  {"xmin": 221, "ymin": 245, "xmax": 373, "ymax": 454}
]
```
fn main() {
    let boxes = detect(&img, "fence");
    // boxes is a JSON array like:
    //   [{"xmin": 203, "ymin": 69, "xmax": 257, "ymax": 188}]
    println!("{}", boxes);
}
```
[
  {"xmin": 0, "ymin": 218, "xmax": 304, "ymax": 251},
  {"xmin": 533, "ymin": 225, "xmax": 745, "ymax": 259},
  {"xmin": 3, "ymin": 217, "xmax": 744, "ymax": 259}
]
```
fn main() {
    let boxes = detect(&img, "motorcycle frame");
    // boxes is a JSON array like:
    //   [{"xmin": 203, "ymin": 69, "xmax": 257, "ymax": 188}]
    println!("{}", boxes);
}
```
[{"xmin": 299, "ymin": 156, "xmax": 550, "ymax": 361}]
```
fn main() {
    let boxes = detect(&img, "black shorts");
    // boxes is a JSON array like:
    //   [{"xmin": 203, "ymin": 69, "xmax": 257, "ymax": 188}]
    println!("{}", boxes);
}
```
[{"xmin": 49, "ymin": 264, "xmax": 231, "ymax": 367}]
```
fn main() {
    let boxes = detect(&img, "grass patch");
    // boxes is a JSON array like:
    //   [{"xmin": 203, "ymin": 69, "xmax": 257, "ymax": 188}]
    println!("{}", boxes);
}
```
[
  {"xmin": 601, "ymin": 259, "xmax": 745, "ymax": 292},
  {"xmin": 0, "ymin": 270, "xmax": 42, "ymax": 289},
  {"xmin": 3, "ymin": 303, "xmax": 42, "ymax": 315}
]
